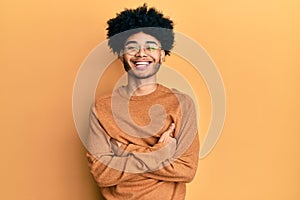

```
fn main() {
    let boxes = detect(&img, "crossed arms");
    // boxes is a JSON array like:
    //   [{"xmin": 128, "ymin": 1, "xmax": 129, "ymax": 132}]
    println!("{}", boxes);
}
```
[{"xmin": 86, "ymin": 97, "xmax": 199, "ymax": 187}]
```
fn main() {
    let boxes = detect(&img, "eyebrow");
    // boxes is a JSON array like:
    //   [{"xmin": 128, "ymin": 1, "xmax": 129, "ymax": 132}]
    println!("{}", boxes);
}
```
[{"xmin": 125, "ymin": 41, "xmax": 159, "ymax": 46}]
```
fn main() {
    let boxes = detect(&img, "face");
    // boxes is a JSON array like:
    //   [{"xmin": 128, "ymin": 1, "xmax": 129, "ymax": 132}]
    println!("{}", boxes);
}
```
[{"xmin": 120, "ymin": 32, "xmax": 165, "ymax": 79}]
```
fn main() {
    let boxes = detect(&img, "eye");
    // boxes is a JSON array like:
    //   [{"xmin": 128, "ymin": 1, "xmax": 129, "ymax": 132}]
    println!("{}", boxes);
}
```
[
  {"xmin": 126, "ymin": 46, "xmax": 137, "ymax": 51},
  {"xmin": 124, "ymin": 45, "xmax": 140, "ymax": 55},
  {"xmin": 146, "ymin": 45, "xmax": 159, "ymax": 51}
]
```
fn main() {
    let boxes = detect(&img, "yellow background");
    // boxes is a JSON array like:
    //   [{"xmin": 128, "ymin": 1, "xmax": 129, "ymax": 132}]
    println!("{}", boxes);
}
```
[{"xmin": 1, "ymin": 0, "xmax": 300, "ymax": 199}]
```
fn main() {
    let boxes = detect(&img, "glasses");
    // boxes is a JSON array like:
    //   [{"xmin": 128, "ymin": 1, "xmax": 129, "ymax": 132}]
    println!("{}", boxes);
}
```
[{"xmin": 123, "ymin": 43, "xmax": 161, "ymax": 56}]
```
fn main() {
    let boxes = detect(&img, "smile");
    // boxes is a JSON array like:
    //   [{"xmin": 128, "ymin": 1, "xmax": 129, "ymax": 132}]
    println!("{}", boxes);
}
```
[{"xmin": 133, "ymin": 61, "xmax": 152, "ymax": 70}]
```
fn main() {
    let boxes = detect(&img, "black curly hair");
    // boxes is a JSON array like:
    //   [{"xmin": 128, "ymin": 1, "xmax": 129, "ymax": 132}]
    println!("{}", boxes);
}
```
[{"xmin": 106, "ymin": 4, "xmax": 174, "ymax": 56}]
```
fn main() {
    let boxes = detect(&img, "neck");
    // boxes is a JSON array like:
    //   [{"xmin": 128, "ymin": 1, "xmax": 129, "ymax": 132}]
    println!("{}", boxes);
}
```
[{"xmin": 125, "ymin": 75, "xmax": 158, "ymax": 96}]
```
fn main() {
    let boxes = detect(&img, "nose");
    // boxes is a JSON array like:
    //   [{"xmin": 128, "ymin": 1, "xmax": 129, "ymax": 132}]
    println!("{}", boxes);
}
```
[{"xmin": 136, "ymin": 47, "xmax": 147, "ymax": 57}]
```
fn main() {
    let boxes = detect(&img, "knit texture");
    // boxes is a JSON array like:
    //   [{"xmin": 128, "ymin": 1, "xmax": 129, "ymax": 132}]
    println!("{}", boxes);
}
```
[{"xmin": 87, "ymin": 84, "xmax": 199, "ymax": 200}]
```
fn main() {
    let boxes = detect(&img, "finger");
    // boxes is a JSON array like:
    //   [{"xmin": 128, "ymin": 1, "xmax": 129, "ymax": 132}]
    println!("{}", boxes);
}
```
[
  {"xmin": 158, "ymin": 134, "xmax": 165, "ymax": 143},
  {"xmin": 116, "ymin": 140, "xmax": 122, "ymax": 147},
  {"xmin": 169, "ymin": 123, "xmax": 175, "ymax": 131},
  {"xmin": 168, "ymin": 123, "xmax": 175, "ymax": 137},
  {"xmin": 162, "ymin": 137, "xmax": 168, "ymax": 144},
  {"xmin": 86, "ymin": 152, "xmax": 99, "ymax": 164},
  {"xmin": 86, "ymin": 152, "xmax": 94, "ymax": 160},
  {"xmin": 111, "ymin": 139, "xmax": 122, "ymax": 147},
  {"xmin": 163, "ymin": 134, "xmax": 172, "ymax": 144},
  {"xmin": 166, "ymin": 135, "xmax": 173, "ymax": 142},
  {"xmin": 159, "ymin": 132, "xmax": 168, "ymax": 143}
]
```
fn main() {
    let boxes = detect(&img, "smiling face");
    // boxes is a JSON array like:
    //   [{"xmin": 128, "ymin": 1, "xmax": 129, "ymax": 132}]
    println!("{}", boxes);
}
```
[{"xmin": 120, "ymin": 32, "xmax": 165, "ymax": 80}]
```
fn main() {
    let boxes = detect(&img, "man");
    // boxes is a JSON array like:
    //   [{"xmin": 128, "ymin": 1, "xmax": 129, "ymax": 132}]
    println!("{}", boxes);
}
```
[{"xmin": 86, "ymin": 4, "xmax": 199, "ymax": 200}]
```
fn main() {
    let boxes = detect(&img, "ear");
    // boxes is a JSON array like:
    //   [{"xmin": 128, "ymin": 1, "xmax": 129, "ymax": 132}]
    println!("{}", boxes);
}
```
[
  {"xmin": 118, "ymin": 54, "xmax": 124, "ymax": 62},
  {"xmin": 160, "ymin": 50, "xmax": 166, "ymax": 63}
]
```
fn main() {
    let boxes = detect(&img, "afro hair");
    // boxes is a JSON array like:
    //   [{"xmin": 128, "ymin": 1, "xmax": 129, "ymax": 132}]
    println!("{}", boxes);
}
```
[{"xmin": 106, "ymin": 4, "xmax": 174, "ymax": 56}]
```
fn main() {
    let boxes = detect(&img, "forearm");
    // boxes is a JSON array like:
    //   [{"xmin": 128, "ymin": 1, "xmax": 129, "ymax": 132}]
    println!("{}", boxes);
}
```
[
  {"xmin": 87, "ymin": 106, "xmax": 145, "ymax": 186},
  {"xmin": 112, "ymin": 138, "xmax": 177, "ymax": 168},
  {"xmin": 142, "ymin": 135, "xmax": 199, "ymax": 182},
  {"xmin": 140, "ymin": 94, "xmax": 200, "ymax": 182},
  {"xmin": 87, "ymin": 152, "xmax": 144, "ymax": 187},
  {"xmin": 111, "ymin": 98, "xmax": 199, "ymax": 183},
  {"xmin": 87, "ymin": 106, "xmax": 176, "ymax": 186},
  {"xmin": 87, "ymin": 142, "xmax": 177, "ymax": 187}
]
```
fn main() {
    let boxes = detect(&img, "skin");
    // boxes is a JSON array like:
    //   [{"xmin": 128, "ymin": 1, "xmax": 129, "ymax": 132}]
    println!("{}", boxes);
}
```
[
  {"xmin": 120, "ymin": 31, "xmax": 175, "ymax": 144},
  {"xmin": 87, "ymin": 32, "xmax": 175, "ymax": 165},
  {"xmin": 120, "ymin": 32, "xmax": 165, "ymax": 96}
]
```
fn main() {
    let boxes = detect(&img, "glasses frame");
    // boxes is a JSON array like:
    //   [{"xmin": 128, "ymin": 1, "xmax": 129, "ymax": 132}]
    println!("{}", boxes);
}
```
[{"xmin": 123, "ymin": 43, "xmax": 162, "ymax": 56}]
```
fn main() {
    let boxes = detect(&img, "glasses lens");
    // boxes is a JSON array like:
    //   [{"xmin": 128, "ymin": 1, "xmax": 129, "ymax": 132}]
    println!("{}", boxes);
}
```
[
  {"xmin": 124, "ymin": 45, "xmax": 139, "ymax": 55},
  {"xmin": 124, "ymin": 44, "xmax": 161, "ymax": 55},
  {"xmin": 145, "ymin": 44, "xmax": 160, "ymax": 53}
]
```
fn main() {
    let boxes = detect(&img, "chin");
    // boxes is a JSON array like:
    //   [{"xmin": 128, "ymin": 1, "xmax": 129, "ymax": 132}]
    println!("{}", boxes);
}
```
[{"xmin": 130, "ymin": 68, "xmax": 160, "ymax": 80}]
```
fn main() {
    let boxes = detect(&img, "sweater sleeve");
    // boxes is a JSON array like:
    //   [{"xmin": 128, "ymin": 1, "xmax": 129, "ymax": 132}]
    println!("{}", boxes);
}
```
[
  {"xmin": 86, "ymin": 105, "xmax": 176, "ymax": 187},
  {"xmin": 141, "ymin": 95, "xmax": 200, "ymax": 183},
  {"xmin": 141, "ymin": 133, "xmax": 199, "ymax": 183}
]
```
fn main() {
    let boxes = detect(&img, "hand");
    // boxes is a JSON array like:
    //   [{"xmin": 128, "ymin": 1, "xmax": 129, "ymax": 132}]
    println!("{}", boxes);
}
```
[
  {"xmin": 111, "ymin": 138, "xmax": 123, "ymax": 147},
  {"xmin": 86, "ymin": 152, "xmax": 97, "ymax": 165},
  {"xmin": 158, "ymin": 123, "xmax": 175, "ymax": 144}
]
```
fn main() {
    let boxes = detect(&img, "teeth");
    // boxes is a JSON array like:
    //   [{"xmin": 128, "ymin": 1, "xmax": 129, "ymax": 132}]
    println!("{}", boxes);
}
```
[{"xmin": 135, "ymin": 61, "xmax": 149, "ymax": 65}]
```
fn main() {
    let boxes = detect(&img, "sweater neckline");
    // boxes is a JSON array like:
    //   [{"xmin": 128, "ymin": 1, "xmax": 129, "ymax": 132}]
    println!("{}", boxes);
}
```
[{"xmin": 117, "ymin": 84, "xmax": 162, "ymax": 101}]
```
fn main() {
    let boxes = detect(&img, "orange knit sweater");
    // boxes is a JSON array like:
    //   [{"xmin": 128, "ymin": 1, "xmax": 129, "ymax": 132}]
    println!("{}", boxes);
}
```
[{"xmin": 87, "ymin": 84, "xmax": 199, "ymax": 200}]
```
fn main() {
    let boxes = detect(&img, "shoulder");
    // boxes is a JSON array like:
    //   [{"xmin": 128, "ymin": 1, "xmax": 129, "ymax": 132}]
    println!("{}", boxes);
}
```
[
  {"xmin": 92, "ymin": 91, "xmax": 116, "ymax": 116},
  {"xmin": 92, "ymin": 87, "xmax": 127, "ymax": 115},
  {"xmin": 88, "ymin": 94, "xmax": 110, "ymax": 119},
  {"xmin": 159, "ymin": 84, "xmax": 195, "ymax": 107},
  {"xmin": 94, "ymin": 93, "xmax": 112, "ymax": 107}
]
